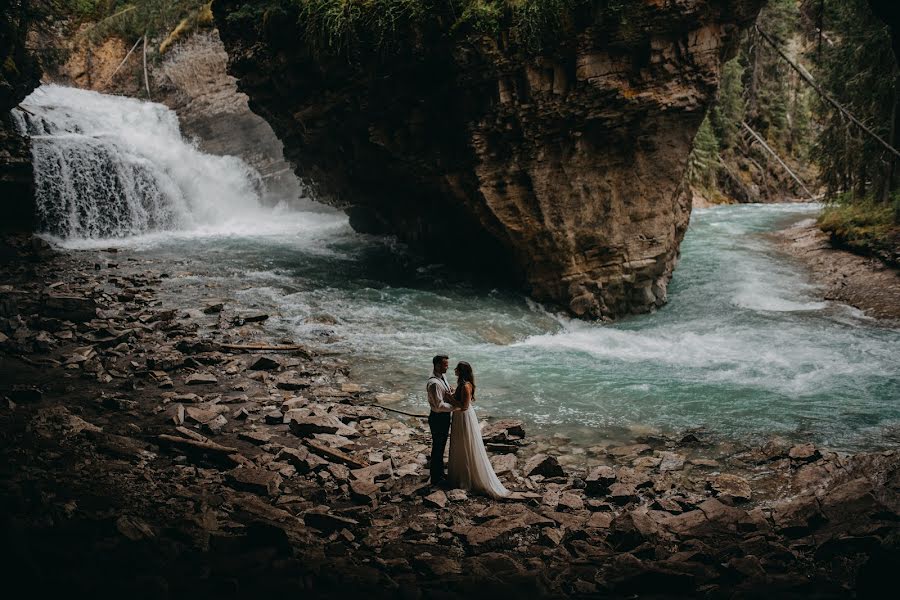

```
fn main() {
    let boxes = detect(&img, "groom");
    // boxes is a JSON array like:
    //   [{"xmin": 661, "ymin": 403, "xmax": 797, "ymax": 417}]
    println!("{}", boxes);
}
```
[{"xmin": 426, "ymin": 354, "xmax": 454, "ymax": 486}]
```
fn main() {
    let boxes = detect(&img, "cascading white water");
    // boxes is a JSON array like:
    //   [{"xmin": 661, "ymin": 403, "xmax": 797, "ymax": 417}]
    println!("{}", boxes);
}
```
[{"xmin": 15, "ymin": 84, "xmax": 266, "ymax": 239}]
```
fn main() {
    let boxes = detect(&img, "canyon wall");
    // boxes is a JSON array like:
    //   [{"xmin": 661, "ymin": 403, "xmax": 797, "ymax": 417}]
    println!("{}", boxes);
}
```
[
  {"xmin": 0, "ymin": 0, "xmax": 40, "ymax": 232},
  {"xmin": 214, "ymin": 0, "xmax": 765, "ymax": 319}
]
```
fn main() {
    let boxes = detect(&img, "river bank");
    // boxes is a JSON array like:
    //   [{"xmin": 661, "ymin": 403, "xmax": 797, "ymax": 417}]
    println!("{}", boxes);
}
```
[
  {"xmin": 775, "ymin": 219, "xmax": 900, "ymax": 324},
  {"xmin": 1, "ymin": 233, "xmax": 899, "ymax": 597}
]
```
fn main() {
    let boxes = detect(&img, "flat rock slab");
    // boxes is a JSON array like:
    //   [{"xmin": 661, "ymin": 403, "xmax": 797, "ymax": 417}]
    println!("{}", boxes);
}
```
[
  {"xmin": 237, "ymin": 431, "xmax": 272, "ymax": 445},
  {"xmin": 490, "ymin": 453, "xmax": 517, "ymax": 475},
  {"xmin": 185, "ymin": 373, "xmax": 218, "ymax": 385},
  {"xmin": 710, "ymin": 474, "xmax": 752, "ymax": 502},
  {"xmin": 225, "ymin": 467, "xmax": 282, "ymax": 496},
  {"xmin": 289, "ymin": 415, "xmax": 356, "ymax": 438},
  {"xmin": 453, "ymin": 510, "xmax": 554, "ymax": 547},
  {"xmin": 608, "ymin": 444, "xmax": 653, "ymax": 458},
  {"xmin": 424, "ymin": 490, "xmax": 448, "ymax": 509},
  {"xmin": 351, "ymin": 459, "xmax": 393, "ymax": 482}
]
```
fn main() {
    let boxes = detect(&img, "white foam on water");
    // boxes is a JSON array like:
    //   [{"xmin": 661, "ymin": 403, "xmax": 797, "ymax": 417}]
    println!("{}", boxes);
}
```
[{"xmin": 18, "ymin": 84, "xmax": 339, "ymax": 243}]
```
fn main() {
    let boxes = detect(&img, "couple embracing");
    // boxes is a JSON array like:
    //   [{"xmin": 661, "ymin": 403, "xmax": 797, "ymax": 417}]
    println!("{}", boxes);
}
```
[{"xmin": 426, "ymin": 355, "xmax": 509, "ymax": 499}]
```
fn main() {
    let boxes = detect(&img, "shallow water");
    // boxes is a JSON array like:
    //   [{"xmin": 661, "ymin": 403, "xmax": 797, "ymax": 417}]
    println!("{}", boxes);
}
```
[
  {"xmin": 60, "ymin": 202, "xmax": 897, "ymax": 451},
  {"xmin": 23, "ymin": 85, "xmax": 900, "ymax": 451}
]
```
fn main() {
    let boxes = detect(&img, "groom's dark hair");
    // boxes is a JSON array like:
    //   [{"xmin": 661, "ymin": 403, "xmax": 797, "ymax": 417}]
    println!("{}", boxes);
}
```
[{"xmin": 432, "ymin": 355, "xmax": 448, "ymax": 367}]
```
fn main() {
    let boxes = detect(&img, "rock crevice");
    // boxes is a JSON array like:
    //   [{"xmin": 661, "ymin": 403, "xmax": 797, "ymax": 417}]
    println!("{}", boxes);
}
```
[{"xmin": 215, "ymin": 0, "xmax": 764, "ymax": 318}]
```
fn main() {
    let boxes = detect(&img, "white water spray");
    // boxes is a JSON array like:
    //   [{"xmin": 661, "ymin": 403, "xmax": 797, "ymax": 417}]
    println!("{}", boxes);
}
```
[{"xmin": 16, "ymin": 85, "xmax": 267, "ymax": 239}]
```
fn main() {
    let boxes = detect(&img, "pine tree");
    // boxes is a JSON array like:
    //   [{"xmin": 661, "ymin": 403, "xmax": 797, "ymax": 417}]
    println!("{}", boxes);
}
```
[{"xmin": 811, "ymin": 0, "xmax": 897, "ymax": 206}]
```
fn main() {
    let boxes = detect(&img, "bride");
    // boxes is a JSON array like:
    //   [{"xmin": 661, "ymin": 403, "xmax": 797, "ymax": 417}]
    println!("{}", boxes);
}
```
[{"xmin": 446, "ymin": 361, "xmax": 510, "ymax": 499}]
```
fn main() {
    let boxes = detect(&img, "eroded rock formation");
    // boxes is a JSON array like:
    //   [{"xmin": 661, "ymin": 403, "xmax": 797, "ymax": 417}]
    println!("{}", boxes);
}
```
[{"xmin": 214, "ymin": 0, "xmax": 765, "ymax": 319}]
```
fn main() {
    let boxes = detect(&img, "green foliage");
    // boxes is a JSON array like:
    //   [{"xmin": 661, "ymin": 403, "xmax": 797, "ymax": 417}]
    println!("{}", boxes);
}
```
[
  {"xmin": 687, "ymin": 115, "xmax": 721, "ymax": 189},
  {"xmin": 59, "ymin": 1, "xmax": 211, "ymax": 44},
  {"xmin": 818, "ymin": 193, "xmax": 898, "ymax": 252},
  {"xmin": 710, "ymin": 57, "xmax": 745, "ymax": 150},
  {"xmin": 293, "ymin": 0, "xmax": 425, "ymax": 58},
  {"xmin": 810, "ymin": 0, "xmax": 897, "ymax": 208},
  {"xmin": 286, "ymin": 0, "xmax": 587, "ymax": 58}
]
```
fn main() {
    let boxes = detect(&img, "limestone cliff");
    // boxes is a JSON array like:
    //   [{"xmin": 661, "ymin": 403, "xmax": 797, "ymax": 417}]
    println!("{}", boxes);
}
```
[{"xmin": 216, "ymin": 0, "xmax": 764, "ymax": 319}]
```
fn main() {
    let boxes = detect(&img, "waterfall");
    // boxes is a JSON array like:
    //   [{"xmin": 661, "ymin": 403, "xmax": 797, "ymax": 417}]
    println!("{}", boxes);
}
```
[{"xmin": 15, "ymin": 84, "xmax": 266, "ymax": 239}]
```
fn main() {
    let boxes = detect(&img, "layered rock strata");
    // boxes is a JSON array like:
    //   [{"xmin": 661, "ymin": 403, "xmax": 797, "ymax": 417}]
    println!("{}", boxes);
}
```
[{"xmin": 215, "ymin": 0, "xmax": 765, "ymax": 318}]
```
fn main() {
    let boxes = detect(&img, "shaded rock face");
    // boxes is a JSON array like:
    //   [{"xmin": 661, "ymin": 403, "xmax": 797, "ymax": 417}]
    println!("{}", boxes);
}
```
[
  {"xmin": 215, "ymin": 0, "xmax": 764, "ymax": 318},
  {"xmin": 1, "ymin": 0, "xmax": 41, "ymax": 232}
]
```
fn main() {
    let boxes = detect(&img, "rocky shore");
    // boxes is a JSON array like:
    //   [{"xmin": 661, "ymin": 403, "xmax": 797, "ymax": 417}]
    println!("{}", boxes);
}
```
[
  {"xmin": 1, "ymin": 234, "xmax": 899, "ymax": 598},
  {"xmin": 775, "ymin": 219, "xmax": 900, "ymax": 324}
]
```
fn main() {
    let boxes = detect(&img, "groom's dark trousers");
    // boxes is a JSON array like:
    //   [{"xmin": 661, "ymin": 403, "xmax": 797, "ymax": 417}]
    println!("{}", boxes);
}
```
[{"xmin": 428, "ymin": 411, "xmax": 452, "ymax": 483}]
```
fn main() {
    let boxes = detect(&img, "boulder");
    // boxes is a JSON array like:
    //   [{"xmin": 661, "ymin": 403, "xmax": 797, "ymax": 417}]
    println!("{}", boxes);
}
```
[
  {"xmin": 225, "ymin": 467, "xmax": 282, "ymax": 496},
  {"xmin": 490, "ymin": 453, "xmax": 517, "ymax": 475},
  {"xmin": 523, "ymin": 454, "xmax": 566, "ymax": 478},
  {"xmin": 709, "ymin": 474, "xmax": 752, "ymax": 503},
  {"xmin": 249, "ymin": 355, "xmax": 281, "ymax": 370},
  {"xmin": 586, "ymin": 465, "xmax": 618, "ymax": 495},
  {"xmin": 289, "ymin": 415, "xmax": 355, "ymax": 437}
]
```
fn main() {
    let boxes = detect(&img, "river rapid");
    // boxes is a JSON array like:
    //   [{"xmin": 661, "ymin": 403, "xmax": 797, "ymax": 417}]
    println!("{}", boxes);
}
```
[{"xmin": 19, "ymin": 84, "xmax": 900, "ymax": 451}]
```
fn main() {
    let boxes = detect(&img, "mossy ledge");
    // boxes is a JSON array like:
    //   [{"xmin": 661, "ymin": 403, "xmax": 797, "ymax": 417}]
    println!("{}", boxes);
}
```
[{"xmin": 214, "ymin": 0, "xmax": 765, "ymax": 319}]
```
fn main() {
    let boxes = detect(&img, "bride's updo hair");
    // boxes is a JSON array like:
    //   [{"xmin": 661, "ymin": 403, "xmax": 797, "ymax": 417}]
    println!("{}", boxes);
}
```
[{"xmin": 455, "ymin": 361, "xmax": 476, "ymax": 394}]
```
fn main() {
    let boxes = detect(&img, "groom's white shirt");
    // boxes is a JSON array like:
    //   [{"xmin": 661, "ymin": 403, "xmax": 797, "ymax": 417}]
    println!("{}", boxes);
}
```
[{"xmin": 427, "ymin": 370, "xmax": 454, "ymax": 413}]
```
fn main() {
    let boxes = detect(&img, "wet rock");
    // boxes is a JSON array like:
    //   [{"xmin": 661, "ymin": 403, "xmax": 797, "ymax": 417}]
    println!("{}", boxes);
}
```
[
  {"xmin": 658, "ymin": 451, "xmax": 685, "ymax": 472},
  {"xmin": 608, "ymin": 483, "xmax": 638, "ymax": 505},
  {"xmin": 349, "ymin": 479, "xmax": 380, "ymax": 503},
  {"xmin": 249, "ymin": 355, "xmax": 281, "ymax": 371},
  {"xmin": 587, "ymin": 512, "xmax": 613, "ymax": 529},
  {"xmin": 788, "ymin": 443, "xmax": 821, "ymax": 464},
  {"xmin": 278, "ymin": 446, "xmax": 328, "ymax": 473},
  {"xmin": 185, "ymin": 373, "xmax": 217, "ymax": 385},
  {"xmin": 542, "ymin": 489, "xmax": 559, "ymax": 510},
  {"xmin": 234, "ymin": 312, "xmax": 269, "ymax": 324},
  {"xmin": 202, "ymin": 302, "xmax": 224, "ymax": 314},
  {"xmin": 586, "ymin": 465, "xmax": 617, "ymax": 495},
  {"xmin": 264, "ymin": 411, "xmax": 284, "ymax": 424},
  {"xmin": 424, "ymin": 490, "xmax": 448, "ymax": 509},
  {"xmin": 524, "ymin": 454, "xmax": 566, "ymax": 478},
  {"xmin": 608, "ymin": 444, "xmax": 652, "ymax": 458},
  {"xmin": 201, "ymin": 414, "xmax": 228, "ymax": 435},
  {"xmin": 352, "ymin": 459, "xmax": 393, "ymax": 483},
  {"xmin": 225, "ymin": 467, "xmax": 282, "ymax": 496},
  {"xmin": 446, "ymin": 489, "xmax": 468, "ymax": 502},
  {"xmin": 289, "ymin": 415, "xmax": 354, "ymax": 437},
  {"xmin": 558, "ymin": 492, "xmax": 584, "ymax": 512},
  {"xmin": 771, "ymin": 495, "xmax": 825, "ymax": 537},
  {"xmin": 540, "ymin": 526, "xmax": 565, "ymax": 546},
  {"xmin": 481, "ymin": 419, "xmax": 526, "ymax": 443},
  {"xmin": 238, "ymin": 431, "xmax": 272, "ymax": 446},
  {"xmin": 42, "ymin": 294, "xmax": 97, "ymax": 321},
  {"xmin": 453, "ymin": 509, "xmax": 553, "ymax": 547},
  {"xmin": 276, "ymin": 373, "xmax": 311, "ymax": 391},
  {"xmin": 709, "ymin": 474, "xmax": 752, "ymax": 503}
]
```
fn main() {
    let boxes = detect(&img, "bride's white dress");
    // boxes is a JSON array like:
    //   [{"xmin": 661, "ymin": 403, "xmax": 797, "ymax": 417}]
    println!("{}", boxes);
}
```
[{"xmin": 447, "ymin": 405, "xmax": 510, "ymax": 499}]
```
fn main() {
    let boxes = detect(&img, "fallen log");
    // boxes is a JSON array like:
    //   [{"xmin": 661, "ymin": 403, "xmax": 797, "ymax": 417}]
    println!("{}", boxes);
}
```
[{"xmin": 157, "ymin": 434, "xmax": 238, "ymax": 455}]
